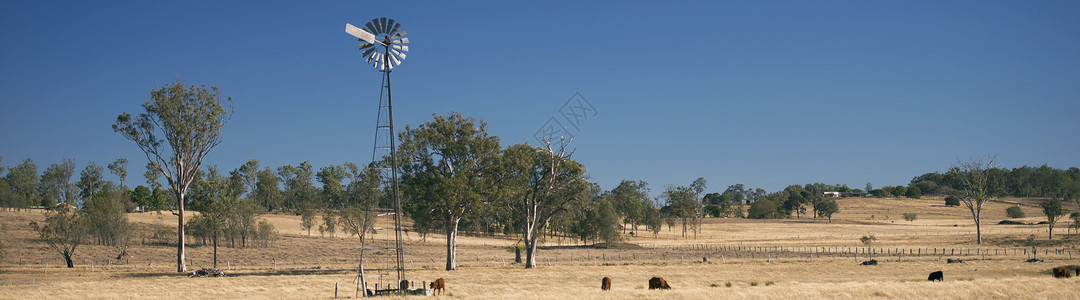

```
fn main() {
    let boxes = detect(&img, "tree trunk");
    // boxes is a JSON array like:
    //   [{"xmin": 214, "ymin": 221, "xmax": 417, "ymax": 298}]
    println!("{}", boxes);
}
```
[
  {"xmin": 64, "ymin": 253, "xmax": 74, "ymax": 268},
  {"xmin": 525, "ymin": 235, "xmax": 538, "ymax": 268},
  {"xmin": 524, "ymin": 218, "xmax": 538, "ymax": 268},
  {"xmin": 212, "ymin": 232, "xmax": 218, "ymax": 268},
  {"xmin": 445, "ymin": 218, "xmax": 459, "ymax": 270},
  {"xmin": 177, "ymin": 191, "xmax": 187, "ymax": 273},
  {"xmin": 975, "ymin": 219, "xmax": 982, "ymax": 244},
  {"xmin": 1049, "ymin": 222, "xmax": 1054, "ymax": 240}
]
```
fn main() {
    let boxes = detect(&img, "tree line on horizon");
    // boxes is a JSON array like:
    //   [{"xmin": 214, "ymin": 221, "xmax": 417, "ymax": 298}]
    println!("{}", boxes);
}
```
[{"xmin": 5, "ymin": 81, "xmax": 1080, "ymax": 272}]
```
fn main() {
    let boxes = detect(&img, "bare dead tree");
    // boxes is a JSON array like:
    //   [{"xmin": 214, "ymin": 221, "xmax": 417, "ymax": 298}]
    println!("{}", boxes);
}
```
[{"xmin": 953, "ymin": 154, "xmax": 997, "ymax": 244}]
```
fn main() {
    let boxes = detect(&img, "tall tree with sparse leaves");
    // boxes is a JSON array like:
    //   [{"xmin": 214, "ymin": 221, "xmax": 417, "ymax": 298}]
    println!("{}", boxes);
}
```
[
  {"xmin": 107, "ymin": 158, "xmax": 128, "ymax": 188},
  {"xmin": 950, "ymin": 155, "xmax": 998, "ymax": 244},
  {"xmin": 113, "ymin": 80, "xmax": 233, "ymax": 273}
]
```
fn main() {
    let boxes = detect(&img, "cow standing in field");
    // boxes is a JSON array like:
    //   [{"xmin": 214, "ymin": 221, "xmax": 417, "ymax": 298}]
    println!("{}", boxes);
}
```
[
  {"xmin": 648, "ymin": 277, "xmax": 670, "ymax": 290},
  {"xmin": 927, "ymin": 271, "xmax": 943, "ymax": 282},
  {"xmin": 430, "ymin": 278, "xmax": 446, "ymax": 295},
  {"xmin": 601, "ymin": 277, "xmax": 611, "ymax": 291},
  {"xmin": 1053, "ymin": 267, "xmax": 1072, "ymax": 278}
]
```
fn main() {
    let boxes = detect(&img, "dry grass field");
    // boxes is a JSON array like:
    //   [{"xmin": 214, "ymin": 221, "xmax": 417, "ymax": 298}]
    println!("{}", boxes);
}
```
[{"xmin": 3, "ymin": 196, "xmax": 1080, "ymax": 299}]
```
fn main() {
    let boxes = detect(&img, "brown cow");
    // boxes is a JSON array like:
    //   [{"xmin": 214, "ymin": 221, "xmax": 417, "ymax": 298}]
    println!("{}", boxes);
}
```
[
  {"xmin": 648, "ymin": 277, "xmax": 670, "ymax": 290},
  {"xmin": 1053, "ymin": 267, "xmax": 1071, "ymax": 278},
  {"xmin": 430, "ymin": 278, "xmax": 446, "ymax": 295},
  {"xmin": 601, "ymin": 277, "xmax": 611, "ymax": 291}
]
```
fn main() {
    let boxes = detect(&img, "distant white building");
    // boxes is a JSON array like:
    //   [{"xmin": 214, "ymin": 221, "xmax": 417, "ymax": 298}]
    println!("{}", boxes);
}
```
[{"xmin": 823, "ymin": 191, "xmax": 841, "ymax": 197}]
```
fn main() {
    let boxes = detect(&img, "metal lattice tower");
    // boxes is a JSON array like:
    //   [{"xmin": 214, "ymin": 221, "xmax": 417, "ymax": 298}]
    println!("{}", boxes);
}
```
[{"xmin": 345, "ymin": 17, "xmax": 409, "ymax": 295}]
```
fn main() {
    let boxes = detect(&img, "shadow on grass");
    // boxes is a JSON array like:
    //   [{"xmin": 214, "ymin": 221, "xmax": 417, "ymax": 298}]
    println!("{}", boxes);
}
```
[
  {"xmin": 540, "ymin": 242, "xmax": 645, "ymax": 250},
  {"xmin": 119, "ymin": 268, "xmax": 353, "ymax": 278}
]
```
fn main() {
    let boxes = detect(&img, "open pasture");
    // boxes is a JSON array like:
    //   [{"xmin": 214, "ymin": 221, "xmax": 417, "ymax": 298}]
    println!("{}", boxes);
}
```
[{"xmin": 2, "ymin": 196, "xmax": 1079, "ymax": 299}]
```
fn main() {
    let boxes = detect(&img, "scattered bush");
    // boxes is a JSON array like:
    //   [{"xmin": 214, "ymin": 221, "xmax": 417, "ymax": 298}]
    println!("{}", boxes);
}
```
[
  {"xmin": 765, "ymin": 281, "xmax": 775, "ymax": 286},
  {"xmin": 905, "ymin": 186, "xmax": 922, "ymax": 199},
  {"xmin": 903, "ymin": 213, "xmax": 918, "ymax": 222},
  {"xmin": 944, "ymin": 196, "xmax": 960, "ymax": 206},
  {"xmin": 1006, "ymin": 205, "xmax": 1025, "ymax": 219},
  {"xmin": 725, "ymin": 282, "xmax": 732, "ymax": 287},
  {"xmin": 750, "ymin": 281, "xmax": 759, "ymax": 286}
]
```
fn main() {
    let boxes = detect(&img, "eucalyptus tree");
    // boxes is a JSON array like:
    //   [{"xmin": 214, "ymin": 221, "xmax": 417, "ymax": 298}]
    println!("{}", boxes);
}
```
[
  {"xmin": 1041, "ymin": 198, "xmax": 1065, "ymax": 240},
  {"xmin": 5, "ymin": 158, "xmax": 40, "ymax": 208},
  {"xmin": 255, "ymin": 167, "xmax": 281, "ymax": 211},
  {"xmin": 76, "ymin": 162, "xmax": 106, "ymax": 207},
  {"xmin": 661, "ymin": 177, "xmax": 707, "ymax": 238},
  {"xmin": 113, "ymin": 80, "xmax": 233, "ymax": 272},
  {"xmin": 609, "ymin": 180, "xmax": 650, "ymax": 232},
  {"xmin": 107, "ymin": 158, "xmax": 128, "ymax": 188},
  {"xmin": 39, "ymin": 159, "xmax": 77, "ymax": 207},
  {"xmin": 278, "ymin": 162, "xmax": 315, "ymax": 210},
  {"xmin": 232, "ymin": 159, "xmax": 260, "ymax": 199},
  {"xmin": 398, "ymin": 112, "xmax": 501, "ymax": 270},
  {"xmin": 316, "ymin": 164, "xmax": 349, "ymax": 208},
  {"xmin": 500, "ymin": 140, "xmax": 590, "ymax": 268},
  {"xmin": 30, "ymin": 210, "xmax": 88, "ymax": 268}
]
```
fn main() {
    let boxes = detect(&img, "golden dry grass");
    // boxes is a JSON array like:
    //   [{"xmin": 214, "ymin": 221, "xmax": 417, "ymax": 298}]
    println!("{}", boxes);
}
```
[{"xmin": 2, "ymin": 196, "xmax": 1080, "ymax": 299}]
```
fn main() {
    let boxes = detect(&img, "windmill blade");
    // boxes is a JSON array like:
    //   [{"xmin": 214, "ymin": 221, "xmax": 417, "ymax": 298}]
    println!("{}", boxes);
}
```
[
  {"xmin": 387, "ymin": 19, "xmax": 398, "ymax": 35},
  {"xmin": 359, "ymin": 43, "xmax": 374, "ymax": 51},
  {"xmin": 361, "ymin": 47, "xmax": 376, "ymax": 58},
  {"xmin": 388, "ymin": 52, "xmax": 402, "ymax": 67},
  {"xmin": 365, "ymin": 21, "xmax": 379, "ymax": 36},
  {"xmin": 392, "ymin": 45, "xmax": 409, "ymax": 53},
  {"xmin": 389, "ymin": 23, "xmax": 402, "ymax": 36},
  {"xmin": 378, "ymin": 17, "xmax": 389, "ymax": 33},
  {"xmin": 393, "ymin": 37, "xmax": 410, "ymax": 44},
  {"xmin": 390, "ymin": 49, "xmax": 406, "ymax": 60},
  {"xmin": 392, "ymin": 30, "xmax": 407, "ymax": 39},
  {"xmin": 345, "ymin": 23, "xmax": 379, "ymax": 44}
]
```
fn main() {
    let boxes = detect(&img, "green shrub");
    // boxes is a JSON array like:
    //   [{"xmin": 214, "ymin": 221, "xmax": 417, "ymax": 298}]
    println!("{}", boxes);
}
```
[
  {"xmin": 903, "ymin": 213, "xmax": 918, "ymax": 222},
  {"xmin": 1006, "ymin": 205, "xmax": 1025, "ymax": 218},
  {"xmin": 944, "ymin": 196, "xmax": 960, "ymax": 207}
]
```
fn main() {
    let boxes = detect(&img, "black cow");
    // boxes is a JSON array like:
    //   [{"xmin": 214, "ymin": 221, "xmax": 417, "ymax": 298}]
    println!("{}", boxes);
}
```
[
  {"xmin": 860, "ymin": 259, "xmax": 878, "ymax": 265},
  {"xmin": 927, "ymin": 271, "xmax": 943, "ymax": 282},
  {"xmin": 648, "ymin": 277, "xmax": 670, "ymax": 290}
]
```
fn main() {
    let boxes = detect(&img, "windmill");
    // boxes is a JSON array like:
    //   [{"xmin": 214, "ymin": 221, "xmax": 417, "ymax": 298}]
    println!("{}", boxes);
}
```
[{"xmin": 345, "ymin": 17, "xmax": 409, "ymax": 296}]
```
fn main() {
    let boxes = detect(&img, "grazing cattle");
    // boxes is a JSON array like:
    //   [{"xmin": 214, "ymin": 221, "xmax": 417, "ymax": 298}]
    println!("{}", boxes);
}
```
[
  {"xmin": 927, "ymin": 271, "xmax": 943, "ymax": 282},
  {"xmin": 648, "ymin": 277, "xmax": 670, "ymax": 290},
  {"xmin": 946, "ymin": 259, "xmax": 965, "ymax": 264},
  {"xmin": 860, "ymin": 259, "xmax": 878, "ymax": 265},
  {"xmin": 601, "ymin": 277, "xmax": 611, "ymax": 291},
  {"xmin": 430, "ymin": 278, "xmax": 446, "ymax": 295},
  {"xmin": 1053, "ymin": 267, "xmax": 1071, "ymax": 278}
]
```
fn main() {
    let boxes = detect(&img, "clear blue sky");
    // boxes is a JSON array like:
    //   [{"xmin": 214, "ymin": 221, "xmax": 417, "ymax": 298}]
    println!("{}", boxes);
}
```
[{"xmin": 2, "ymin": 1, "xmax": 1078, "ymax": 196}]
